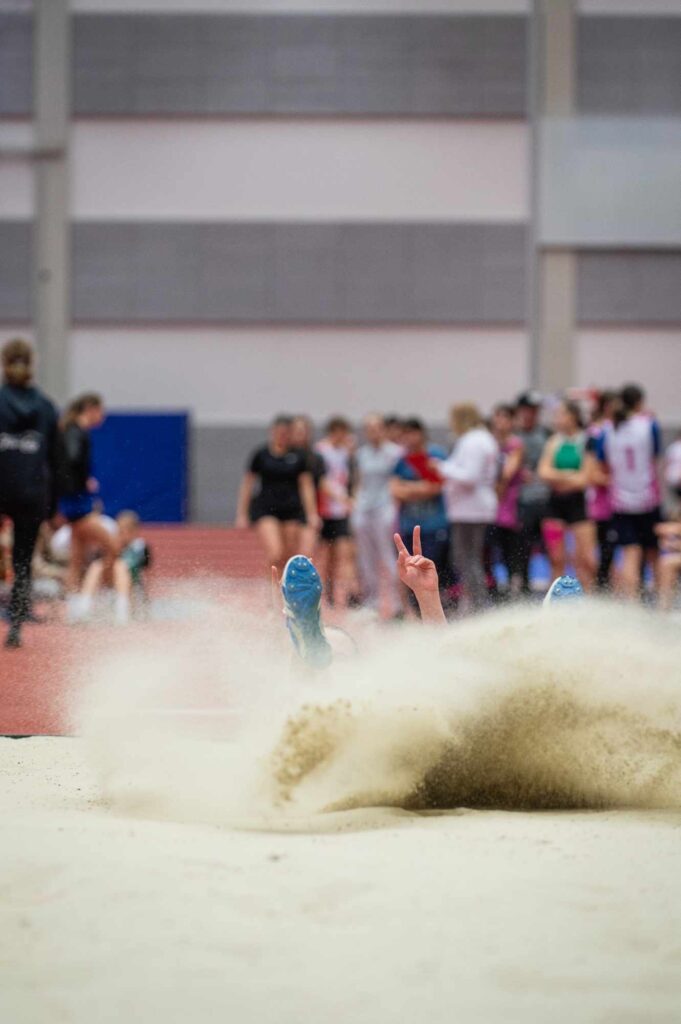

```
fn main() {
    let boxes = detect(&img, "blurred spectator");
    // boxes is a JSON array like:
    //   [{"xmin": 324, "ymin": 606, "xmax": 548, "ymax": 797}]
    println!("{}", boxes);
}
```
[
  {"xmin": 656, "ymin": 517, "xmax": 681, "ymax": 611},
  {"xmin": 49, "ymin": 513, "xmax": 118, "ymax": 565},
  {"xmin": 315, "ymin": 417, "xmax": 357, "ymax": 608},
  {"xmin": 77, "ymin": 511, "xmax": 151, "ymax": 624},
  {"xmin": 236, "ymin": 415, "xmax": 318, "ymax": 576},
  {"xmin": 538, "ymin": 399, "xmax": 596, "ymax": 590},
  {"xmin": 384, "ymin": 415, "xmax": 405, "ymax": 450},
  {"xmin": 352, "ymin": 414, "xmax": 402, "ymax": 618},
  {"xmin": 489, "ymin": 403, "xmax": 525, "ymax": 597},
  {"xmin": 664, "ymin": 430, "xmax": 681, "ymax": 514},
  {"xmin": 585, "ymin": 391, "xmax": 618, "ymax": 590},
  {"xmin": 594, "ymin": 384, "xmax": 662, "ymax": 601},
  {"xmin": 57, "ymin": 393, "xmax": 119, "ymax": 611},
  {"xmin": 440, "ymin": 404, "xmax": 499, "ymax": 612},
  {"xmin": 0, "ymin": 338, "xmax": 59, "ymax": 648},
  {"xmin": 31, "ymin": 521, "xmax": 68, "ymax": 600},
  {"xmin": 391, "ymin": 418, "xmax": 450, "ymax": 610},
  {"xmin": 514, "ymin": 391, "xmax": 551, "ymax": 595}
]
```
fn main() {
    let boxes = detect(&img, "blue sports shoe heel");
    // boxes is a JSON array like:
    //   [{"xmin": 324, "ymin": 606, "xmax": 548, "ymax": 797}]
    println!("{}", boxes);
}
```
[
  {"xmin": 543, "ymin": 575, "xmax": 584, "ymax": 606},
  {"xmin": 281, "ymin": 556, "xmax": 332, "ymax": 669}
]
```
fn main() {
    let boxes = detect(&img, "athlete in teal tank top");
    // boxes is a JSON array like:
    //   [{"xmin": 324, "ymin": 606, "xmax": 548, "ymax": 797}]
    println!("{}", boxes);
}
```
[{"xmin": 552, "ymin": 434, "xmax": 585, "ymax": 472}]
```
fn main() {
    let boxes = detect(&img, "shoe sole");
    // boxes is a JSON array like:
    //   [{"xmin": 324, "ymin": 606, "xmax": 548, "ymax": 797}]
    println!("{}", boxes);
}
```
[
  {"xmin": 543, "ymin": 575, "xmax": 584, "ymax": 606},
  {"xmin": 281, "ymin": 556, "xmax": 331, "ymax": 667}
]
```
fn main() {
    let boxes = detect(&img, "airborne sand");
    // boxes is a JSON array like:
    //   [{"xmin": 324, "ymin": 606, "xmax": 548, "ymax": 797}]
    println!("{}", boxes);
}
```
[{"xmin": 2, "ymin": 602, "xmax": 681, "ymax": 1022}]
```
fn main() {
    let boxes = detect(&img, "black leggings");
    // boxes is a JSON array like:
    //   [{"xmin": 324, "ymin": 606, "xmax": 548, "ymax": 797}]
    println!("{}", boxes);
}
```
[
  {"xmin": 489, "ymin": 525, "xmax": 523, "ymax": 583},
  {"xmin": 596, "ymin": 518, "xmax": 617, "ymax": 591},
  {"xmin": 1, "ymin": 503, "xmax": 44, "ymax": 628}
]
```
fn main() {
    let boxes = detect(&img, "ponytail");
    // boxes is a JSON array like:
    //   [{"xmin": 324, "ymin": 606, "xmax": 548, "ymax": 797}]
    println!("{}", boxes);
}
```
[{"xmin": 614, "ymin": 384, "xmax": 644, "ymax": 430}]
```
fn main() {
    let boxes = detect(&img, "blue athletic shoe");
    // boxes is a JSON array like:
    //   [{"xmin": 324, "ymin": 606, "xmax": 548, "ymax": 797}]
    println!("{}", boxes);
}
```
[
  {"xmin": 543, "ymin": 575, "xmax": 585, "ymax": 606},
  {"xmin": 281, "ymin": 556, "xmax": 332, "ymax": 669}
]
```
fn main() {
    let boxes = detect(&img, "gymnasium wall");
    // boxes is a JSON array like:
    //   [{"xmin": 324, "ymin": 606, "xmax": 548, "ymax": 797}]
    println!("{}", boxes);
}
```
[{"xmin": 1, "ymin": 0, "xmax": 680, "ymax": 521}]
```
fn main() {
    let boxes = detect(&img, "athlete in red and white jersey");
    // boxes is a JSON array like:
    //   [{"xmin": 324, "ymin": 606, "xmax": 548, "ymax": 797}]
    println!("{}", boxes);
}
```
[{"xmin": 597, "ymin": 384, "xmax": 662, "ymax": 599}]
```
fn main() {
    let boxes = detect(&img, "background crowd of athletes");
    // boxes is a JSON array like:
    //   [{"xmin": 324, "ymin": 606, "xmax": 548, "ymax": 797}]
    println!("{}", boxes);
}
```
[
  {"xmin": 3, "ymin": 331, "xmax": 681, "ymax": 651},
  {"xmin": 237, "ymin": 391, "xmax": 681, "ymax": 619}
]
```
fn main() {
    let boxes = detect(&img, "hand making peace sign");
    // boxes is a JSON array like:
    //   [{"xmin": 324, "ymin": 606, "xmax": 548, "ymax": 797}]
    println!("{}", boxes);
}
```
[{"xmin": 393, "ymin": 525, "xmax": 440, "ymax": 596}]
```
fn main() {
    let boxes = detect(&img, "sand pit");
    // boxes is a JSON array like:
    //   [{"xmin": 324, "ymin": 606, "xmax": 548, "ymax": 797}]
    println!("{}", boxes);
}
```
[{"xmin": 2, "ymin": 602, "xmax": 681, "ymax": 1021}]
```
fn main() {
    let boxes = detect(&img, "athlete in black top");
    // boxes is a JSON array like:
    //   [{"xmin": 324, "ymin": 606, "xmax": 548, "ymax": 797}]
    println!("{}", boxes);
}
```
[
  {"xmin": 235, "ymin": 415, "xmax": 318, "ymax": 577},
  {"xmin": 0, "ymin": 338, "xmax": 59, "ymax": 648},
  {"xmin": 57, "ymin": 393, "xmax": 119, "ymax": 602},
  {"xmin": 57, "ymin": 420, "xmax": 94, "ymax": 506},
  {"xmin": 291, "ymin": 415, "xmax": 326, "ymax": 558}
]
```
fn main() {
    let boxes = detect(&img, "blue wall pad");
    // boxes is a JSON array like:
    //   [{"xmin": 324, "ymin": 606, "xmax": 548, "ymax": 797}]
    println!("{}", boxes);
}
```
[{"xmin": 91, "ymin": 412, "xmax": 188, "ymax": 523}]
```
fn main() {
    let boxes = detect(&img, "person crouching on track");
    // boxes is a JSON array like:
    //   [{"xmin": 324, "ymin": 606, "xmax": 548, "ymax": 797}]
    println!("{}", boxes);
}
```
[
  {"xmin": 0, "ymin": 338, "xmax": 59, "ymax": 649},
  {"xmin": 56, "ymin": 393, "xmax": 118, "ymax": 617},
  {"xmin": 78, "ymin": 511, "xmax": 151, "ymax": 624}
]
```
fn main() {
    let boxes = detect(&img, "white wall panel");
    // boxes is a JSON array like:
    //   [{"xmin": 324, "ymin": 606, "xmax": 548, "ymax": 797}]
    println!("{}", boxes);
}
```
[
  {"xmin": 70, "ymin": 327, "xmax": 527, "ymax": 424},
  {"xmin": 577, "ymin": 329, "xmax": 681, "ymax": 424},
  {"xmin": 0, "ymin": 163, "xmax": 32, "ymax": 218},
  {"xmin": 71, "ymin": 122, "xmax": 527, "ymax": 222}
]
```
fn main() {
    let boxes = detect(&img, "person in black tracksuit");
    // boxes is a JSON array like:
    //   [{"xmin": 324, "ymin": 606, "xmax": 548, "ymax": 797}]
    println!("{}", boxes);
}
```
[{"xmin": 0, "ymin": 338, "xmax": 59, "ymax": 648}]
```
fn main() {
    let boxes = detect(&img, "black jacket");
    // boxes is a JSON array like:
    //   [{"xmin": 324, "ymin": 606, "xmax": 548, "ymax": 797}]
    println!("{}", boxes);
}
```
[
  {"xmin": 56, "ymin": 422, "xmax": 92, "ymax": 497},
  {"xmin": 0, "ymin": 383, "xmax": 59, "ymax": 511}
]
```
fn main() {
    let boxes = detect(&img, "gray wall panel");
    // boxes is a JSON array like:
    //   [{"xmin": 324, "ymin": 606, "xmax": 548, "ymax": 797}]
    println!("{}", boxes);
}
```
[
  {"xmin": 5, "ymin": 220, "xmax": 681, "ymax": 327},
  {"xmin": 0, "ymin": 222, "xmax": 30, "ymax": 320},
  {"xmin": 5, "ymin": 13, "xmax": 681, "ymax": 120},
  {"xmin": 71, "ymin": 222, "xmax": 526, "ymax": 325},
  {"xmin": 191, "ymin": 424, "xmax": 264, "ymax": 523},
  {"xmin": 72, "ymin": 14, "xmax": 526, "ymax": 117},
  {"xmin": 578, "ymin": 252, "xmax": 681, "ymax": 323},
  {"xmin": 0, "ymin": 14, "xmax": 32, "ymax": 116},
  {"xmin": 579, "ymin": 17, "xmax": 681, "ymax": 115}
]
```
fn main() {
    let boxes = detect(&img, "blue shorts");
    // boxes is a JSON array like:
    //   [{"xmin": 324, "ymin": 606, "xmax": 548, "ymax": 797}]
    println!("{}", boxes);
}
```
[{"xmin": 59, "ymin": 493, "xmax": 94, "ymax": 523}]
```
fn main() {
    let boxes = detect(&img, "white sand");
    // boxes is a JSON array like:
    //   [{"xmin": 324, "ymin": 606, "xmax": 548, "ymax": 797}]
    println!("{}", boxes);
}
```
[
  {"xmin": 1, "ymin": 738, "xmax": 680, "ymax": 1023},
  {"xmin": 3, "ymin": 602, "xmax": 681, "ymax": 1022}
]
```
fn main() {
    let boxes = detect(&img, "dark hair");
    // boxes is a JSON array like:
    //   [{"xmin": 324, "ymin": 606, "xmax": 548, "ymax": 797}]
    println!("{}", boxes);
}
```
[
  {"xmin": 271, "ymin": 414, "xmax": 293, "ymax": 428},
  {"xmin": 402, "ymin": 417, "xmax": 426, "ymax": 434},
  {"xmin": 561, "ymin": 399, "xmax": 584, "ymax": 431},
  {"xmin": 384, "ymin": 415, "xmax": 402, "ymax": 428},
  {"xmin": 61, "ymin": 392, "xmax": 103, "ymax": 428},
  {"xmin": 325, "ymin": 416, "xmax": 351, "ymax": 434},
  {"xmin": 592, "ymin": 389, "xmax": 617, "ymax": 423},
  {"xmin": 2, "ymin": 337, "xmax": 33, "ymax": 388},
  {"xmin": 621, "ymin": 384, "xmax": 644, "ymax": 411},
  {"xmin": 614, "ymin": 383, "xmax": 645, "ymax": 429},
  {"xmin": 493, "ymin": 403, "xmax": 515, "ymax": 419}
]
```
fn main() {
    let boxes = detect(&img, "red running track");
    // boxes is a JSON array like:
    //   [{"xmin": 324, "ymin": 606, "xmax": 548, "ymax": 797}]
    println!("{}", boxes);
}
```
[{"xmin": 0, "ymin": 527, "xmax": 267, "ymax": 737}]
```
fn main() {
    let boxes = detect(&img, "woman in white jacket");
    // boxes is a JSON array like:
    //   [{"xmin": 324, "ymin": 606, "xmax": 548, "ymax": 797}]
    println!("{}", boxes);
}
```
[{"xmin": 439, "ymin": 404, "xmax": 499, "ymax": 612}]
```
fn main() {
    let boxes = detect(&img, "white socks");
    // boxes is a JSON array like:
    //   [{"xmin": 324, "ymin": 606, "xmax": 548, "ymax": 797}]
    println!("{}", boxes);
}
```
[
  {"xmin": 114, "ymin": 594, "xmax": 131, "ymax": 626},
  {"xmin": 67, "ymin": 594, "xmax": 92, "ymax": 624},
  {"xmin": 67, "ymin": 593, "xmax": 131, "ymax": 625}
]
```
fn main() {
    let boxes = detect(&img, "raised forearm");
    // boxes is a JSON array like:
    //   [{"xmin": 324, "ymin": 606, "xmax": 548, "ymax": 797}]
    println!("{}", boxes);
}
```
[{"xmin": 415, "ymin": 590, "xmax": 447, "ymax": 625}]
